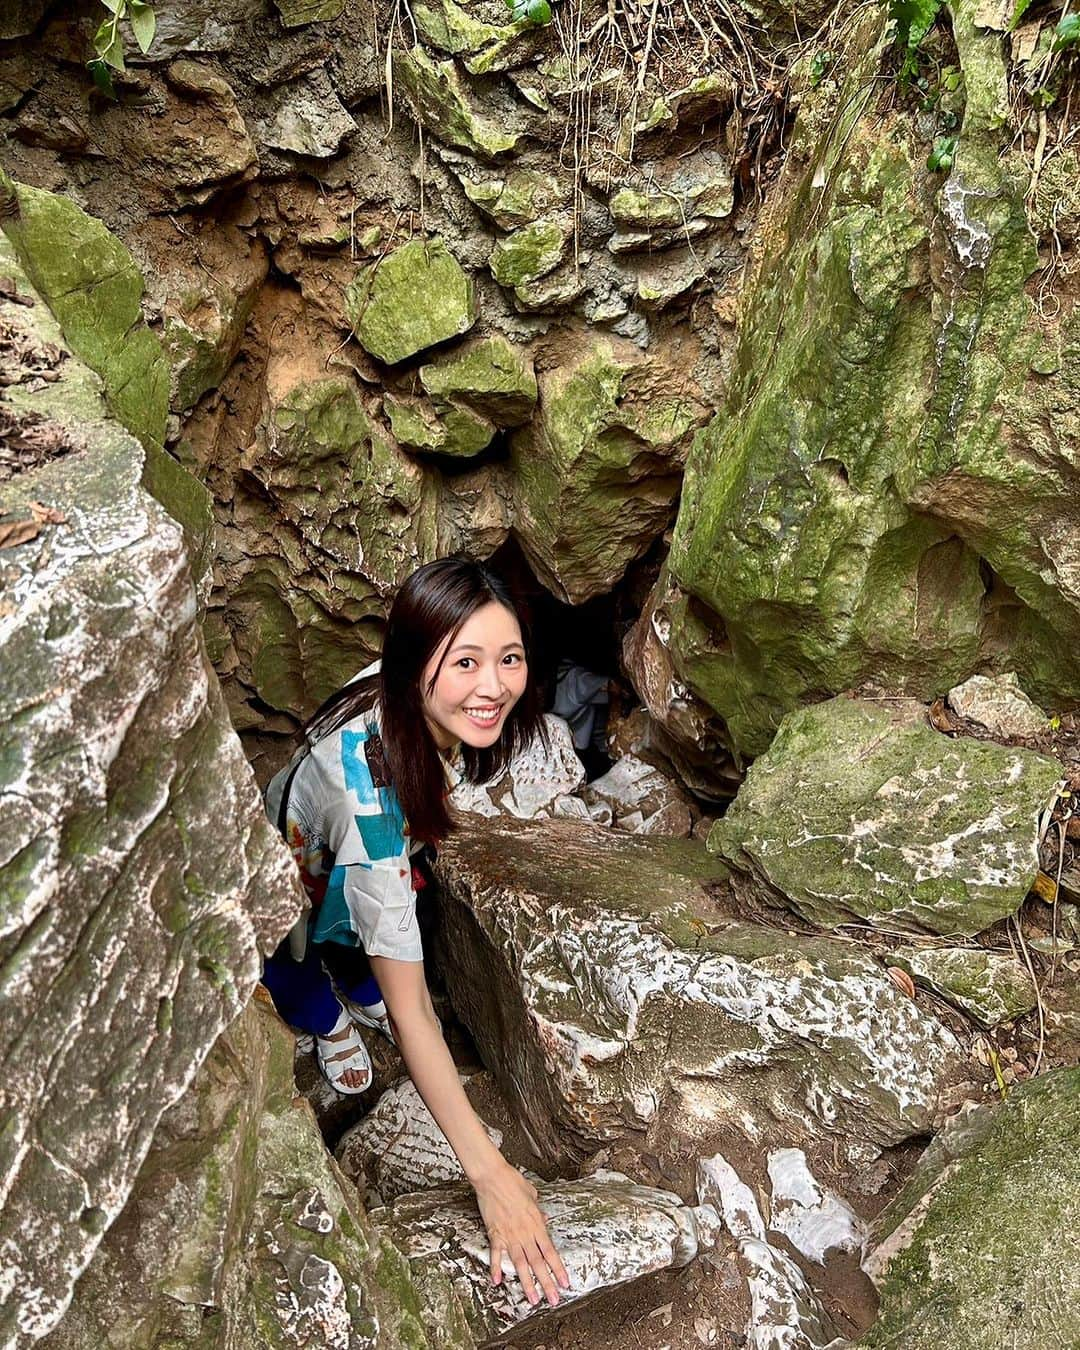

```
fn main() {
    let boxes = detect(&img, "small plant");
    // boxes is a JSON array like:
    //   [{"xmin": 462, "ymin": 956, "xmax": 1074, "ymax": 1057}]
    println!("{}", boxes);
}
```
[
  {"xmin": 504, "ymin": 0, "xmax": 552, "ymax": 23},
  {"xmin": 926, "ymin": 134, "xmax": 957, "ymax": 171},
  {"xmin": 889, "ymin": 0, "xmax": 944, "ymax": 79},
  {"xmin": 810, "ymin": 49, "xmax": 834, "ymax": 87},
  {"xmin": 88, "ymin": 0, "xmax": 156, "ymax": 98},
  {"xmin": 1053, "ymin": 10, "xmax": 1080, "ymax": 49}
]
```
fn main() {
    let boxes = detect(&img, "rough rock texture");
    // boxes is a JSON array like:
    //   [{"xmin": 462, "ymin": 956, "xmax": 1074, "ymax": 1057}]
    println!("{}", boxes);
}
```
[
  {"xmin": 336, "ymin": 1074, "xmax": 503, "ymax": 1205},
  {"xmin": 861, "ymin": 1067, "xmax": 1080, "ymax": 1349},
  {"xmin": 0, "ymin": 239, "xmax": 300, "ymax": 1348},
  {"xmin": 946, "ymin": 671, "xmax": 1049, "ymax": 741},
  {"xmin": 709, "ymin": 697, "xmax": 1061, "ymax": 935},
  {"xmin": 892, "ymin": 947, "xmax": 1036, "ymax": 1028},
  {"xmin": 346, "ymin": 237, "xmax": 477, "ymax": 365},
  {"xmin": 665, "ymin": 2, "xmax": 1080, "ymax": 756},
  {"xmin": 434, "ymin": 817, "xmax": 964, "ymax": 1171},
  {"xmin": 509, "ymin": 337, "xmax": 708, "ymax": 604},
  {"xmin": 41, "ymin": 999, "xmax": 463, "ymax": 1350},
  {"xmin": 376, "ymin": 1171, "xmax": 706, "ymax": 1346},
  {"xmin": 583, "ymin": 754, "xmax": 694, "ymax": 837},
  {"xmin": 450, "ymin": 714, "xmax": 587, "ymax": 820}
]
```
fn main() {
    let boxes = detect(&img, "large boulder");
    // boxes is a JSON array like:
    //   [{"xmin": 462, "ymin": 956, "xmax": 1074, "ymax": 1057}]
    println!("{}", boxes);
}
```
[
  {"xmin": 861, "ymin": 1067, "xmax": 1080, "ymax": 1349},
  {"xmin": 433, "ymin": 817, "xmax": 964, "ymax": 1171},
  {"xmin": 0, "ymin": 238, "xmax": 300, "ymax": 1347},
  {"xmin": 41, "ymin": 999, "xmax": 462, "ymax": 1350},
  {"xmin": 509, "ymin": 336, "xmax": 707, "ymax": 604},
  {"xmin": 709, "ymin": 696, "xmax": 1061, "ymax": 936},
  {"xmin": 665, "ymin": 4, "xmax": 1080, "ymax": 755}
]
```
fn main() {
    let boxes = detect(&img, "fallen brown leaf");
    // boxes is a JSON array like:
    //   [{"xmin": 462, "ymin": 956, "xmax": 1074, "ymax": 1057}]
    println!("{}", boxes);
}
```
[
  {"xmin": 28, "ymin": 500, "xmax": 66, "ymax": 524},
  {"xmin": 1030, "ymin": 870, "xmax": 1058, "ymax": 904},
  {"xmin": 887, "ymin": 966, "xmax": 916, "ymax": 999},
  {"xmin": 0, "ymin": 517, "xmax": 41, "ymax": 549}
]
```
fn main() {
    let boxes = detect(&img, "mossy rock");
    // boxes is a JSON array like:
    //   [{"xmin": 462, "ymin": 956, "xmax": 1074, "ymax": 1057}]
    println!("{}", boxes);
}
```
[
  {"xmin": 420, "ymin": 335, "xmax": 537, "ymax": 426},
  {"xmin": 862, "ymin": 1066, "xmax": 1080, "ymax": 1349},
  {"xmin": 0, "ymin": 171, "xmax": 168, "ymax": 451},
  {"xmin": 710, "ymin": 695, "xmax": 1062, "ymax": 936},
  {"xmin": 489, "ymin": 218, "xmax": 568, "ymax": 289},
  {"xmin": 462, "ymin": 167, "xmax": 565, "ymax": 229},
  {"xmin": 346, "ymin": 237, "xmax": 477, "ymax": 364},
  {"xmin": 272, "ymin": 0, "xmax": 344, "ymax": 24},
  {"xmin": 392, "ymin": 47, "xmax": 524, "ymax": 159},
  {"xmin": 892, "ymin": 947, "xmax": 1036, "ymax": 1027}
]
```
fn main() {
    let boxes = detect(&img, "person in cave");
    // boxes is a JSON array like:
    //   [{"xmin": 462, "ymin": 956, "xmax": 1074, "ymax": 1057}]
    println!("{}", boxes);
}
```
[{"xmin": 260, "ymin": 556, "xmax": 570, "ymax": 1309}]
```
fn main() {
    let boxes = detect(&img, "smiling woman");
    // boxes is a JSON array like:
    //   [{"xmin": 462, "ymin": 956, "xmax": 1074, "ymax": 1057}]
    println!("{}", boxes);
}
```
[{"xmin": 260, "ymin": 558, "xmax": 567, "ymax": 1309}]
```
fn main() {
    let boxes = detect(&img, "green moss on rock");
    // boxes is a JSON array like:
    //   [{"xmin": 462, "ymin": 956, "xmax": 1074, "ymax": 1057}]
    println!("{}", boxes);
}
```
[
  {"xmin": 420, "ymin": 335, "xmax": 537, "ymax": 425},
  {"xmin": 489, "ymin": 218, "xmax": 568, "ymax": 288},
  {"xmin": 392, "ymin": 47, "xmax": 524, "ymax": 159},
  {"xmin": 346, "ymin": 236, "xmax": 477, "ymax": 365}
]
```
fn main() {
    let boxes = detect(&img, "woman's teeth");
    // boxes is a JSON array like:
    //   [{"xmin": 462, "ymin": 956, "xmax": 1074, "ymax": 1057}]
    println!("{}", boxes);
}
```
[{"xmin": 463, "ymin": 706, "xmax": 501, "ymax": 724}]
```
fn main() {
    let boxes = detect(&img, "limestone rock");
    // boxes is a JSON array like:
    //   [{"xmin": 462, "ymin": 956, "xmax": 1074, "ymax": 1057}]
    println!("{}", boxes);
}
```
[
  {"xmin": 666, "ymin": 9, "xmax": 1080, "ymax": 755},
  {"xmin": 273, "ymin": 0, "xmax": 345, "ymax": 25},
  {"xmin": 393, "ymin": 47, "xmax": 526, "ymax": 159},
  {"xmin": 158, "ymin": 61, "xmax": 259, "ymax": 203},
  {"xmin": 489, "ymin": 218, "xmax": 570, "ymax": 293},
  {"xmin": 459, "ymin": 166, "xmax": 566, "ymax": 229},
  {"xmin": 434, "ymin": 461, "xmax": 513, "ymax": 560},
  {"xmin": 376, "ymin": 1172, "xmax": 705, "ymax": 1345},
  {"xmin": 710, "ymin": 696, "xmax": 1061, "ymax": 935},
  {"xmin": 450, "ymin": 714, "xmax": 585, "ymax": 820},
  {"xmin": 862, "ymin": 1067, "xmax": 1080, "ymax": 1349},
  {"xmin": 42, "ymin": 1000, "xmax": 463, "ymax": 1350},
  {"xmin": 346, "ymin": 237, "xmax": 477, "ymax": 365},
  {"xmin": 509, "ymin": 337, "xmax": 707, "ymax": 604},
  {"xmin": 434, "ymin": 817, "xmax": 963, "ymax": 1170},
  {"xmin": 621, "ymin": 565, "xmax": 740, "ymax": 799},
  {"xmin": 336, "ymin": 1075, "xmax": 503, "ymax": 1205},
  {"xmin": 582, "ymin": 754, "xmax": 694, "ymax": 837},
  {"xmin": 1, "ymin": 173, "xmax": 168, "ymax": 451},
  {"xmin": 892, "ymin": 947, "xmax": 1036, "ymax": 1027},
  {"xmin": 256, "ymin": 69, "xmax": 357, "ymax": 158},
  {"xmin": 697, "ymin": 1156, "xmax": 842, "ymax": 1350},
  {"xmin": 420, "ymin": 336, "xmax": 537, "ymax": 428},
  {"xmin": 0, "ymin": 245, "xmax": 300, "ymax": 1348},
  {"xmin": 946, "ymin": 671, "xmax": 1049, "ymax": 741},
  {"xmin": 121, "ymin": 0, "xmax": 265, "ymax": 59}
]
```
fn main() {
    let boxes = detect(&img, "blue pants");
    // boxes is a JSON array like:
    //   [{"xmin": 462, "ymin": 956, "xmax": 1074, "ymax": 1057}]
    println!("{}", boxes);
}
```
[{"xmin": 262, "ymin": 938, "xmax": 383, "ymax": 1036}]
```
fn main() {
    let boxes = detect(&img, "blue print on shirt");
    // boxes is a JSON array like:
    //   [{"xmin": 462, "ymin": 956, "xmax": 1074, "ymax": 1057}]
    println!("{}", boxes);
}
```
[
  {"xmin": 313, "ymin": 864, "xmax": 355, "ymax": 943},
  {"xmin": 354, "ymin": 787, "xmax": 406, "ymax": 861},
  {"xmin": 340, "ymin": 729, "xmax": 377, "ymax": 807}
]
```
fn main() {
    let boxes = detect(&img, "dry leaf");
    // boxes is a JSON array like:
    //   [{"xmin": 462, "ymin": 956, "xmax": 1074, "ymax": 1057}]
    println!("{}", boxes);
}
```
[
  {"xmin": 1030, "ymin": 870, "xmax": 1058, "ymax": 904},
  {"xmin": 1012, "ymin": 20, "xmax": 1042, "ymax": 63},
  {"xmin": 0, "ymin": 518, "xmax": 42, "ymax": 549},
  {"xmin": 971, "ymin": 1036, "xmax": 992, "ymax": 1067},
  {"xmin": 28, "ymin": 500, "xmax": 67, "ymax": 524},
  {"xmin": 887, "ymin": 966, "xmax": 916, "ymax": 999},
  {"xmin": 649, "ymin": 1303, "xmax": 674, "ymax": 1328},
  {"xmin": 694, "ymin": 1319, "xmax": 717, "ymax": 1346}
]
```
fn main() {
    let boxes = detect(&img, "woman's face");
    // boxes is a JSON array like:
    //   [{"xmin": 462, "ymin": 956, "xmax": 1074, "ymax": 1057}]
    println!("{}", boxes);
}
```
[{"xmin": 421, "ymin": 601, "xmax": 528, "ymax": 751}]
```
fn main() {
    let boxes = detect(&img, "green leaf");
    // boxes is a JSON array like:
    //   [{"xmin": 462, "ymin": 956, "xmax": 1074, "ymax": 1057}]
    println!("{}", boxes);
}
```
[
  {"xmin": 93, "ymin": 16, "xmax": 126, "ymax": 70},
  {"xmin": 890, "ymin": 0, "xmax": 942, "ymax": 50},
  {"xmin": 1008, "ymin": 0, "xmax": 1035, "ymax": 30},
  {"xmin": 128, "ymin": 0, "xmax": 156, "ymax": 53},
  {"xmin": 98, "ymin": 0, "xmax": 124, "ymax": 13},
  {"xmin": 87, "ymin": 57, "xmax": 117, "ymax": 98},
  {"xmin": 1053, "ymin": 12, "xmax": 1080, "ymax": 49},
  {"xmin": 525, "ymin": 0, "xmax": 551, "ymax": 21},
  {"xmin": 926, "ymin": 134, "xmax": 956, "ymax": 172}
]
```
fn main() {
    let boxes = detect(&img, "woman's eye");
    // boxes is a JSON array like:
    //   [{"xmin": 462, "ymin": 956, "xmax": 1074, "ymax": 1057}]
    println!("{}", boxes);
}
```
[
  {"xmin": 456, "ymin": 657, "xmax": 476, "ymax": 669},
  {"xmin": 503, "ymin": 653, "xmax": 523, "ymax": 665}
]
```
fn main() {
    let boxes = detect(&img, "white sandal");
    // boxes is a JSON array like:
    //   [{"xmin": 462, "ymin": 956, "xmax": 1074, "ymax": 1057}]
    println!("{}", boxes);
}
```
[
  {"xmin": 341, "ymin": 994, "xmax": 396, "ymax": 1046},
  {"xmin": 316, "ymin": 1006, "xmax": 373, "ymax": 1095}
]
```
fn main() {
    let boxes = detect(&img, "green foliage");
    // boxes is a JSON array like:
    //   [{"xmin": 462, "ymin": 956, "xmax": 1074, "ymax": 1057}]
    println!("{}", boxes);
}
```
[
  {"xmin": 889, "ymin": 0, "xmax": 944, "ymax": 78},
  {"xmin": 926, "ymin": 134, "xmax": 957, "ymax": 171},
  {"xmin": 1053, "ymin": 10, "xmax": 1080, "ymax": 49},
  {"xmin": 810, "ymin": 49, "xmax": 834, "ymax": 86},
  {"xmin": 1009, "ymin": 0, "xmax": 1037, "ymax": 29},
  {"xmin": 504, "ymin": 0, "xmax": 552, "ymax": 23},
  {"xmin": 87, "ymin": 0, "xmax": 157, "ymax": 98}
]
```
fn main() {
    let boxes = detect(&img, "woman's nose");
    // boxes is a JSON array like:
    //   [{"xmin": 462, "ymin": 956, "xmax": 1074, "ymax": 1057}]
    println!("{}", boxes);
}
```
[{"xmin": 474, "ymin": 662, "xmax": 503, "ymax": 698}]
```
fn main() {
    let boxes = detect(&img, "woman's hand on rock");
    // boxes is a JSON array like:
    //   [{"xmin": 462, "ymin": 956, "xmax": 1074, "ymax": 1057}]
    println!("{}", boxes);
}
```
[{"xmin": 474, "ymin": 1162, "xmax": 570, "ymax": 1307}]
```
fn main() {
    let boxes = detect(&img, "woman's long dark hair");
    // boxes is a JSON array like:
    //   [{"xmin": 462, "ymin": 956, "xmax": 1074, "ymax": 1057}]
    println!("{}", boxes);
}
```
[{"xmin": 304, "ymin": 558, "xmax": 546, "ymax": 841}]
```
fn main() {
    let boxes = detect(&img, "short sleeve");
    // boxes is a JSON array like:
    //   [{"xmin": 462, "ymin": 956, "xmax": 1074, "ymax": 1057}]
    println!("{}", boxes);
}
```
[{"xmin": 336, "ymin": 860, "xmax": 423, "ymax": 962}]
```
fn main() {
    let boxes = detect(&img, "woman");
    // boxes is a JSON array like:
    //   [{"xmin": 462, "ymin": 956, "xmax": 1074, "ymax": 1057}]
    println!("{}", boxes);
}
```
[{"xmin": 262, "ymin": 557, "xmax": 569, "ymax": 1308}]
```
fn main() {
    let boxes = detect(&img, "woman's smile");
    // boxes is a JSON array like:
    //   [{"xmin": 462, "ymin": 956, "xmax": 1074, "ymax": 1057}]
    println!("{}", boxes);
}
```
[{"xmin": 422, "ymin": 601, "xmax": 528, "ymax": 750}]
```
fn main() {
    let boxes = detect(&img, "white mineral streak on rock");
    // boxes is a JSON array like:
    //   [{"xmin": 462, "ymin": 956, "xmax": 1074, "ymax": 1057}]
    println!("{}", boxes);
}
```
[
  {"xmin": 766, "ymin": 1150, "xmax": 865, "ymax": 1264},
  {"xmin": 583, "ymin": 754, "xmax": 693, "ymax": 837},
  {"xmin": 336, "ymin": 1075, "xmax": 503, "ymax": 1203},
  {"xmin": 697, "ymin": 1155, "xmax": 839, "ymax": 1350},
  {"xmin": 451, "ymin": 714, "xmax": 585, "ymax": 820},
  {"xmin": 379, "ymin": 1171, "xmax": 704, "ymax": 1341},
  {"xmin": 518, "ymin": 909, "xmax": 957, "ymax": 1136},
  {"xmin": 941, "ymin": 175, "xmax": 993, "ymax": 269}
]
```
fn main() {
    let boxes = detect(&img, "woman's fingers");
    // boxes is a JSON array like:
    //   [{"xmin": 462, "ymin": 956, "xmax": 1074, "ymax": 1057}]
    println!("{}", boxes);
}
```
[
  {"xmin": 538, "ymin": 1234, "xmax": 571, "ymax": 1291},
  {"xmin": 509, "ymin": 1244, "xmax": 540, "ymax": 1305},
  {"xmin": 489, "ymin": 1241, "xmax": 503, "ymax": 1286},
  {"xmin": 527, "ymin": 1240, "xmax": 562, "ymax": 1307}
]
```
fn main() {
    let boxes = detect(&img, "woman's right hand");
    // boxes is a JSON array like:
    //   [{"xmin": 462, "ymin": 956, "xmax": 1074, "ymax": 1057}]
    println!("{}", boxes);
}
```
[{"xmin": 473, "ymin": 1160, "xmax": 571, "ymax": 1308}]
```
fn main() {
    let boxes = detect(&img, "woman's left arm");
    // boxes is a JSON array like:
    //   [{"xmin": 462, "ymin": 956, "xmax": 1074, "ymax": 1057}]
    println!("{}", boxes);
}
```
[{"xmin": 369, "ymin": 954, "xmax": 571, "ymax": 1307}]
